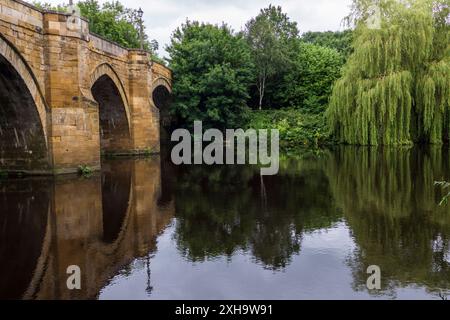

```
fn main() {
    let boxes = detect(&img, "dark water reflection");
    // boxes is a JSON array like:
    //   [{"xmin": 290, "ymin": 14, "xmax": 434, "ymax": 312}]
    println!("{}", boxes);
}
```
[
  {"xmin": 0, "ymin": 147, "xmax": 449, "ymax": 300},
  {"xmin": 0, "ymin": 157, "xmax": 172, "ymax": 300}
]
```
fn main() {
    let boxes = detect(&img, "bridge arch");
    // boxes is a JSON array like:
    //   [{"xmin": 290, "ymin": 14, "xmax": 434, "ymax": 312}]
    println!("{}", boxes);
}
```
[
  {"xmin": 90, "ymin": 64, "xmax": 132, "ymax": 155},
  {"xmin": 152, "ymin": 77, "xmax": 172, "ymax": 94},
  {"xmin": 152, "ymin": 77, "xmax": 172, "ymax": 144},
  {"xmin": 0, "ymin": 35, "xmax": 50, "ymax": 172},
  {"xmin": 152, "ymin": 77, "xmax": 172, "ymax": 109}
]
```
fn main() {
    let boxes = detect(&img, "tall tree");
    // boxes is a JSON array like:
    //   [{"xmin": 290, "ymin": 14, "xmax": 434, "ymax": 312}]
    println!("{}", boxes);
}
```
[
  {"xmin": 245, "ymin": 5, "xmax": 299, "ymax": 110},
  {"xmin": 167, "ymin": 21, "xmax": 254, "ymax": 130},
  {"xmin": 327, "ymin": 0, "xmax": 450, "ymax": 145}
]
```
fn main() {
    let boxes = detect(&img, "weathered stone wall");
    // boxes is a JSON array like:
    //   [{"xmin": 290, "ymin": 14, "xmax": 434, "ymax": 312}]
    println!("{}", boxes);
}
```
[
  {"xmin": 0, "ymin": 0, "xmax": 172, "ymax": 174},
  {"xmin": 152, "ymin": 62, "xmax": 172, "ymax": 86}
]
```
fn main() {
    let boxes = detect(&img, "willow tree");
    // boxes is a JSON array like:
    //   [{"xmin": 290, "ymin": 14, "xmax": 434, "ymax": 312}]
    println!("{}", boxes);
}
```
[{"xmin": 327, "ymin": 0, "xmax": 450, "ymax": 145}]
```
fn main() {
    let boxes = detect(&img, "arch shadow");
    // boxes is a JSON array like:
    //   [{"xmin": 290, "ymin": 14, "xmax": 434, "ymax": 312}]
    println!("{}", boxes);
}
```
[
  {"xmin": 0, "ymin": 35, "xmax": 50, "ymax": 172},
  {"xmin": 101, "ymin": 160, "xmax": 133, "ymax": 244},
  {"xmin": 90, "ymin": 64, "xmax": 132, "ymax": 155},
  {"xmin": 152, "ymin": 78, "xmax": 173, "ymax": 145}
]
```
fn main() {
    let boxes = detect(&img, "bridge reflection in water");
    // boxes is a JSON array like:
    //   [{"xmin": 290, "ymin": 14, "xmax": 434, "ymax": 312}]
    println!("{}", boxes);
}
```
[
  {"xmin": 0, "ymin": 147, "xmax": 449, "ymax": 300},
  {"xmin": 0, "ymin": 157, "xmax": 174, "ymax": 300}
]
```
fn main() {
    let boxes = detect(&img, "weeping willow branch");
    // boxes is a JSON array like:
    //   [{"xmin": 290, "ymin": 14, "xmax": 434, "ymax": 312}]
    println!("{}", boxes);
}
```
[
  {"xmin": 327, "ymin": 0, "xmax": 450, "ymax": 146},
  {"xmin": 435, "ymin": 181, "xmax": 450, "ymax": 206}
]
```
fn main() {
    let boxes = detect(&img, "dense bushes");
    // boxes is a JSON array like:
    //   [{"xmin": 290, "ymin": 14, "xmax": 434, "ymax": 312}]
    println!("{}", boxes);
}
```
[
  {"xmin": 278, "ymin": 43, "xmax": 344, "ymax": 114},
  {"xmin": 164, "ymin": 5, "xmax": 356, "ymax": 143},
  {"xmin": 246, "ymin": 109, "xmax": 331, "ymax": 150}
]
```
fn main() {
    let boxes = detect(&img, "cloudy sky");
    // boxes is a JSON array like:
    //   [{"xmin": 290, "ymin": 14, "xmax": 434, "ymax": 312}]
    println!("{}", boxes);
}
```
[{"xmin": 42, "ymin": 0, "xmax": 353, "ymax": 57}]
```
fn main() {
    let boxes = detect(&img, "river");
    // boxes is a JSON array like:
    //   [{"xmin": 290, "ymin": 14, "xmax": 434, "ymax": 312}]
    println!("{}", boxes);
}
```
[{"xmin": 0, "ymin": 146, "xmax": 449, "ymax": 300}]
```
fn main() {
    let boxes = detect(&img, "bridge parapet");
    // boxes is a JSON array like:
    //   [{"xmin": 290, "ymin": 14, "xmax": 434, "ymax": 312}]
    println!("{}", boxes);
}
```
[
  {"xmin": 90, "ymin": 33, "xmax": 129, "ymax": 58},
  {"xmin": 0, "ymin": 0, "xmax": 42, "ymax": 29},
  {"xmin": 152, "ymin": 62, "xmax": 172, "ymax": 81}
]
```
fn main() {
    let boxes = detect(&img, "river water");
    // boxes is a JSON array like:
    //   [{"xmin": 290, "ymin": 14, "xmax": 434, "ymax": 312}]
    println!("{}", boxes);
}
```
[{"xmin": 0, "ymin": 146, "xmax": 449, "ymax": 300}]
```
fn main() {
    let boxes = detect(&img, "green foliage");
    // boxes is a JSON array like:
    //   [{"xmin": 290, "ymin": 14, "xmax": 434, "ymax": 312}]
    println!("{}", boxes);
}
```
[
  {"xmin": 78, "ymin": 0, "xmax": 149, "ymax": 49},
  {"xmin": 33, "ymin": 0, "xmax": 159, "ymax": 53},
  {"xmin": 245, "ymin": 5, "xmax": 300, "ymax": 109},
  {"xmin": 167, "ymin": 21, "xmax": 254, "ymax": 130},
  {"xmin": 151, "ymin": 55, "xmax": 167, "ymax": 66},
  {"xmin": 435, "ymin": 181, "xmax": 450, "ymax": 206},
  {"xmin": 246, "ymin": 109, "xmax": 331, "ymax": 150},
  {"xmin": 143, "ymin": 147, "xmax": 156, "ymax": 156},
  {"xmin": 32, "ymin": 1, "xmax": 67, "ymax": 12},
  {"xmin": 301, "ymin": 30, "xmax": 354, "ymax": 58},
  {"xmin": 327, "ymin": 0, "xmax": 450, "ymax": 146},
  {"xmin": 327, "ymin": 146, "xmax": 450, "ymax": 293},
  {"xmin": 78, "ymin": 165, "xmax": 94, "ymax": 176},
  {"xmin": 280, "ymin": 43, "xmax": 344, "ymax": 113},
  {"xmin": 173, "ymin": 157, "xmax": 340, "ymax": 270}
]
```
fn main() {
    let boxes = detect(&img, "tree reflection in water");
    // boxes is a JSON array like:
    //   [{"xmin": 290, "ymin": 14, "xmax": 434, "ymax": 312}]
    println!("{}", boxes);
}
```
[
  {"xmin": 326, "ymin": 147, "xmax": 450, "ymax": 297},
  {"xmin": 0, "ymin": 146, "xmax": 449, "ymax": 299},
  {"xmin": 170, "ymin": 146, "xmax": 450, "ymax": 295}
]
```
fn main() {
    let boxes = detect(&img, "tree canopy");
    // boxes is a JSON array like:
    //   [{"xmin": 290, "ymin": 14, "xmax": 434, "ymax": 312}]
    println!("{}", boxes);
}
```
[
  {"xmin": 167, "ymin": 21, "xmax": 254, "ymax": 129},
  {"xmin": 327, "ymin": 0, "xmax": 450, "ymax": 145},
  {"xmin": 280, "ymin": 42, "xmax": 344, "ymax": 113},
  {"xmin": 301, "ymin": 30, "xmax": 354, "ymax": 58},
  {"xmin": 33, "ymin": 0, "xmax": 158, "ymax": 52},
  {"xmin": 245, "ymin": 5, "xmax": 300, "ymax": 110}
]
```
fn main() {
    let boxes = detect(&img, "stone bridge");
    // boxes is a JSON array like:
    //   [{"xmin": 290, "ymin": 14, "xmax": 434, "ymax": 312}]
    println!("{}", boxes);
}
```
[{"xmin": 0, "ymin": 0, "xmax": 172, "ymax": 174}]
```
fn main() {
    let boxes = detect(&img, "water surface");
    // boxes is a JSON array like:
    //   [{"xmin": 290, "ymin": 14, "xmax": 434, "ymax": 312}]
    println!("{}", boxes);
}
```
[{"xmin": 0, "ymin": 147, "xmax": 449, "ymax": 300}]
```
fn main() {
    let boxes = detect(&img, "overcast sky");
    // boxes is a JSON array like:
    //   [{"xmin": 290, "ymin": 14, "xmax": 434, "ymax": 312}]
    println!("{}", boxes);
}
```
[{"xmin": 41, "ymin": 0, "xmax": 353, "ymax": 57}]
